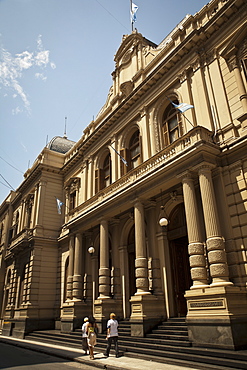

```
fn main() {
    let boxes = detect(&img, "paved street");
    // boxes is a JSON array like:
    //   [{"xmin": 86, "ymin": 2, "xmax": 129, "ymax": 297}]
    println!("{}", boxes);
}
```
[
  {"xmin": 0, "ymin": 336, "xmax": 203, "ymax": 370},
  {"xmin": 0, "ymin": 342, "xmax": 95, "ymax": 370}
]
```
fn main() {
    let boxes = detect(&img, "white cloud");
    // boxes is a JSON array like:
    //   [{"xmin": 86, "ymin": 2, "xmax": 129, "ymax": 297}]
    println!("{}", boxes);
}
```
[
  {"xmin": 12, "ymin": 106, "xmax": 22, "ymax": 115},
  {"xmin": 0, "ymin": 35, "xmax": 56, "ymax": 114},
  {"xmin": 35, "ymin": 72, "xmax": 47, "ymax": 81}
]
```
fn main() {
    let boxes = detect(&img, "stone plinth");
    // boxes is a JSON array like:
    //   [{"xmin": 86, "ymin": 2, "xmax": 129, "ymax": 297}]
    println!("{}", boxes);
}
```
[
  {"xmin": 60, "ymin": 301, "xmax": 88, "ymax": 333},
  {"xmin": 130, "ymin": 294, "xmax": 165, "ymax": 337},
  {"xmin": 94, "ymin": 298, "xmax": 122, "ymax": 333},
  {"xmin": 185, "ymin": 286, "xmax": 247, "ymax": 349}
]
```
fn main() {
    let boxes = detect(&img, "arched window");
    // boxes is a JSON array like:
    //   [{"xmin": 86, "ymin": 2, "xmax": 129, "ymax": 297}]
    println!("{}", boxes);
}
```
[
  {"xmin": 95, "ymin": 152, "xmax": 112, "ymax": 193},
  {"xmin": 120, "ymin": 129, "xmax": 141, "ymax": 175},
  {"xmin": 102, "ymin": 153, "xmax": 111, "ymax": 188},
  {"xmin": 162, "ymin": 100, "xmax": 182, "ymax": 147},
  {"xmin": 14, "ymin": 211, "xmax": 19, "ymax": 236},
  {"xmin": 129, "ymin": 130, "xmax": 141, "ymax": 169}
]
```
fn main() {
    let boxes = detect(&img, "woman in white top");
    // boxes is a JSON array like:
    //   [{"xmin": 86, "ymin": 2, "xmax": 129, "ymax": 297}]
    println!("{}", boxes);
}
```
[
  {"xmin": 104, "ymin": 312, "xmax": 119, "ymax": 358},
  {"xmin": 81, "ymin": 317, "xmax": 88, "ymax": 354}
]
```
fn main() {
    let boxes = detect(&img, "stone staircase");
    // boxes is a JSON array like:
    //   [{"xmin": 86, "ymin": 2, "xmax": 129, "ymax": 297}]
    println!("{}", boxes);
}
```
[{"xmin": 24, "ymin": 318, "xmax": 247, "ymax": 370}]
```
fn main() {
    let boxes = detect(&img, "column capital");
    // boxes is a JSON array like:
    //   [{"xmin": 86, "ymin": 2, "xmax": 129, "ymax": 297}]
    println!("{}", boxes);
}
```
[
  {"xmin": 193, "ymin": 162, "xmax": 216, "ymax": 174},
  {"xmin": 144, "ymin": 200, "xmax": 156, "ymax": 211},
  {"xmin": 110, "ymin": 217, "xmax": 120, "ymax": 227},
  {"xmin": 177, "ymin": 169, "xmax": 194, "ymax": 181}
]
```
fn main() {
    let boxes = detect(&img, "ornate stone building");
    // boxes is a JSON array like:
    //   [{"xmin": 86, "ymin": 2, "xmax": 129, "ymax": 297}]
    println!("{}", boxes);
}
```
[{"xmin": 0, "ymin": 0, "xmax": 247, "ymax": 350}]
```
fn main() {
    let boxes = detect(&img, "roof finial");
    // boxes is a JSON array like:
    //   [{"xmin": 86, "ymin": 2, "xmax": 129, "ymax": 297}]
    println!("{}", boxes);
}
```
[{"xmin": 64, "ymin": 117, "xmax": 67, "ymax": 138}]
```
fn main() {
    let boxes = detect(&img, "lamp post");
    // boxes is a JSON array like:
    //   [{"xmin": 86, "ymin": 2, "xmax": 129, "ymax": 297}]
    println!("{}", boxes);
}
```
[{"xmin": 87, "ymin": 244, "xmax": 95, "ymax": 315}]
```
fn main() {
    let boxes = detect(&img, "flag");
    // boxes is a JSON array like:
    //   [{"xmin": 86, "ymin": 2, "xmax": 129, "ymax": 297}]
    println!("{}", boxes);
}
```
[
  {"xmin": 131, "ymin": 3, "xmax": 138, "ymax": 23},
  {"xmin": 171, "ymin": 101, "xmax": 194, "ymax": 113},
  {"xmin": 56, "ymin": 198, "xmax": 64, "ymax": 214}
]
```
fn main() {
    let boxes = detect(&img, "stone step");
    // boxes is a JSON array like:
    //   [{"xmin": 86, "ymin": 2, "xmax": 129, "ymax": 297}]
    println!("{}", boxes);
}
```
[
  {"xmin": 24, "ymin": 318, "xmax": 247, "ymax": 370},
  {"xmin": 25, "ymin": 331, "xmax": 247, "ymax": 370}
]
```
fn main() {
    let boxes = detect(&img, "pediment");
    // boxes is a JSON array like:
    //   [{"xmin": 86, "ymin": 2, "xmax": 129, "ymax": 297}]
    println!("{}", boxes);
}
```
[{"xmin": 114, "ymin": 31, "xmax": 157, "ymax": 67}]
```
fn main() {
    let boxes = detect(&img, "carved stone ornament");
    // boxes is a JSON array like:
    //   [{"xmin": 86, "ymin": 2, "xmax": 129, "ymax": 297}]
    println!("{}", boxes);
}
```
[
  {"xmin": 121, "ymin": 49, "xmax": 132, "ymax": 66},
  {"xmin": 120, "ymin": 81, "xmax": 134, "ymax": 98},
  {"xmin": 68, "ymin": 177, "xmax": 80, "ymax": 194}
]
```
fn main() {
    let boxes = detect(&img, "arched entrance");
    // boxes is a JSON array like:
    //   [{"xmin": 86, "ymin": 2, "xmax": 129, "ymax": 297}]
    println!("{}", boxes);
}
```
[{"xmin": 168, "ymin": 203, "xmax": 192, "ymax": 317}]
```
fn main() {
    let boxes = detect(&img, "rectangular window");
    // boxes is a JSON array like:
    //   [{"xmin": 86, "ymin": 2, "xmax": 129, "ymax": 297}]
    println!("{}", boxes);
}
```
[{"xmin": 69, "ymin": 191, "xmax": 76, "ymax": 211}]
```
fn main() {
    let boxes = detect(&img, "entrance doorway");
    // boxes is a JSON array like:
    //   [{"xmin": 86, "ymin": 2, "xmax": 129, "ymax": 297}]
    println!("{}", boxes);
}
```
[{"xmin": 168, "ymin": 204, "xmax": 192, "ymax": 317}]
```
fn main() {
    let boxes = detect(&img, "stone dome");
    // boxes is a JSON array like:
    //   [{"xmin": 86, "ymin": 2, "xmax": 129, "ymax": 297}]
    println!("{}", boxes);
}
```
[{"xmin": 47, "ymin": 136, "xmax": 76, "ymax": 154}]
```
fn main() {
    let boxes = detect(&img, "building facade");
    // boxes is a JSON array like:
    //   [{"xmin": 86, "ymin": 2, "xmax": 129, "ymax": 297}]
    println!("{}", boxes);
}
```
[{"xmin": 1, "ymin": 0, "xmax": 247, "ymax": 350}]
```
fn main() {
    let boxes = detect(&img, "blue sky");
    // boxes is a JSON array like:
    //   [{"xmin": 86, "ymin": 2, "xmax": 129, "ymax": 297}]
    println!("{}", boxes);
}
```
[{"xmin": 0, "ymin": 0, "xmax": 208, "ymax": 204}]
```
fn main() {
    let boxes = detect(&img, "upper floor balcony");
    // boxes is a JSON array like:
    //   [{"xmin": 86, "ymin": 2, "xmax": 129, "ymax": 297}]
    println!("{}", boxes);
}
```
[
  {"xmin": 62, "ymin": 126, "xmax": 220, "ymax": 232},
  {"xmin": 5, "ymin": 228, "xmax": 33, "ymax": 258}
]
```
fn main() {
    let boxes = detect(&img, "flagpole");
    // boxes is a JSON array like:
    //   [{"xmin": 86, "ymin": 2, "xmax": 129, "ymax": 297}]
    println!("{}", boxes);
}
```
[
  {"xmin": 180, "ymin": 112, "xmax": 194, "ymax": 127},
  {"xmin": 109, "ymin": 144, "xmax": 128, "ymax": 166},
  {"xmin": 130, "ymin": 0, "xmax": 133, "ymax": 32}
]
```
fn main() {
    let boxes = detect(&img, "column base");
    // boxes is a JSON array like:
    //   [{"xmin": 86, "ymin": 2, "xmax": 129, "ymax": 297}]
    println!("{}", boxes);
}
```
[
  {"xmin": 185, "ymin": 286, "xmax": 247, "ymax": 349},
  {"xmin": 94, "ymin": 297, "xmax": 123, "ymax": 333},
  {"xmin": 130, "ymin": 294, "xmax": 165, "ymax": 337},
  {"xmin": 60, "ymin": 300, "xmax": 88, "ymax": 333}
]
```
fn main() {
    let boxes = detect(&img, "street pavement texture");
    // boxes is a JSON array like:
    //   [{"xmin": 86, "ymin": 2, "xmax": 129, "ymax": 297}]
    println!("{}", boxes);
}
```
[{"xmin": 0, "ymin": 335, "xmax": 201, "ymax": 370}]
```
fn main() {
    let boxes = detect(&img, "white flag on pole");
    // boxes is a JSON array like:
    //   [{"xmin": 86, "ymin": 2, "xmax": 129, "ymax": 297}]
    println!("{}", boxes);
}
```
[{"xmin": 131, "ymin": 3, "xmax": 138, "ymax": 23}]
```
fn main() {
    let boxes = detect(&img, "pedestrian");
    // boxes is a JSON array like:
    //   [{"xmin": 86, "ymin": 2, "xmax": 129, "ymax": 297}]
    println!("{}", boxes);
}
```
[
  {"xmin": 104, "ymin": 312, "xmax": 119, "ymax": 358},
  {"xmin": 81, "ymin": 317, "xmax": 89, "ymax": 355},
  {"xmin": 86, "ymin": 315, "xmax": 98, "ymax": 360}
]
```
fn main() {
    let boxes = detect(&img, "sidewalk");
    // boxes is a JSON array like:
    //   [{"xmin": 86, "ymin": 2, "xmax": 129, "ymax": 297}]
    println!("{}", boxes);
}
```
[{"xmin": 0, "ymin": 335, "xmax": 201, "ymax": 370}]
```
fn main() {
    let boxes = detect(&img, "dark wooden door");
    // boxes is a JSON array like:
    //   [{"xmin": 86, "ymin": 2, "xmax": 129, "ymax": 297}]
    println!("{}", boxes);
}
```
[{"xmin": 170, "ymin": 236, "xmax": 192, "ymax": 316}]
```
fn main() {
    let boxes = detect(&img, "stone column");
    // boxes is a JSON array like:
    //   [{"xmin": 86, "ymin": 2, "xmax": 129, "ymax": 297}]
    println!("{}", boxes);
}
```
[
  {"xmin": 98, "ymin": 219, "xmax": 110, "ymax": 298},
  {"xmin": 134, "ymin": 201, "xmax": 150, "ymax": 295},
  {"xmin": 111, "ymin": 219, "xmax": 121, "ymax": 300},
  {"xmin": 34, "ymin": 180, "xmax": 46, "ymax": 229},
  {"xmin": 139, "ymin": 107, "xmax": 151, "ymax": 161},
  {"xmin": 32, "ymin": 184, "xmax": 39, "ymax": 228},
  {"xmin": 198, "ymin": 165, "xmax": 232, "ymax": 287},
  {"xmin": 87, "ymin": 156, "xmax": 93, "ymax": 198},
  {"xmin": 109, "ymin": 139, "xmax": 118, "ymax": 183},
  {"xmin": 72, "ymin": 233, "xmax": 83, "ymax": 300},
  {"xmin": 66, "ymin": 235, "xmax": 75, "ymax": 300},
  {"xmin": 19, "ymin": 200, "xmax": 25, "ymax": 232},
  {"xmin": 81, "ymin": 161, "xmax": 88, "ymax": 202},
  {"xmin": 182, "ymin": 173, "xmax": 208, "ymax": 289},
  {"xmin": 146, "ymin": 202, "xmax": 163, "ymax": 295}
]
